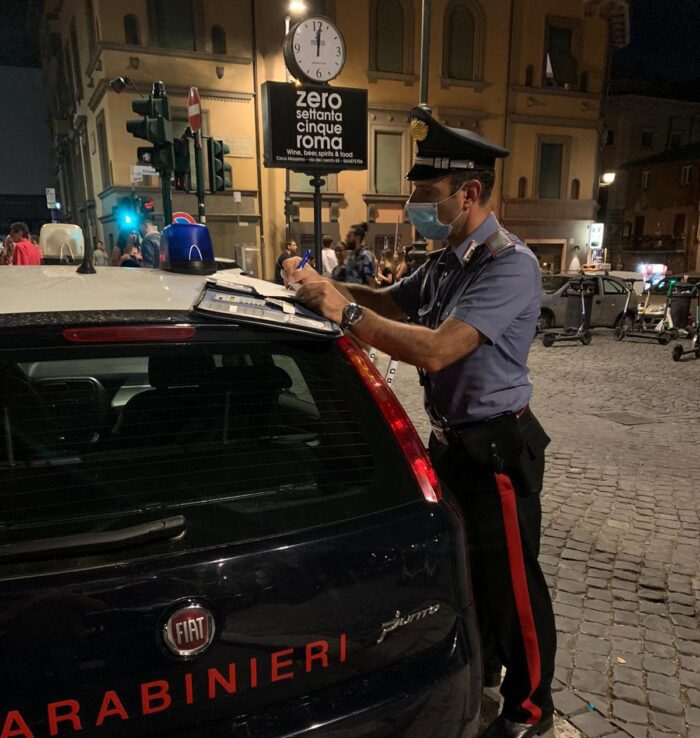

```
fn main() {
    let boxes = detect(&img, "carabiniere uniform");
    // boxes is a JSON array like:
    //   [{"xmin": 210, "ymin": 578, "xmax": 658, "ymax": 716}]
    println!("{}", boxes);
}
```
[{"xmin": 390, "ymin": 107, "xmax": 557, "ymax": 738}]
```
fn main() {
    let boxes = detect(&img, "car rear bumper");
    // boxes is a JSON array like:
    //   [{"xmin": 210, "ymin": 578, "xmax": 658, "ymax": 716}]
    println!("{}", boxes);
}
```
[{"xmin": 166, "ymin": 613, "xmax": 481, "ymax": 738}]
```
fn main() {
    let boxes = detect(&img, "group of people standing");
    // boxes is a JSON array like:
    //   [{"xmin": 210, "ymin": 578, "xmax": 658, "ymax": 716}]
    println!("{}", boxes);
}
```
[
  {"xmin": 0, "ymin": 218, "xmax": 161, "ymax": 269},
  {"xmin": 0, "ymin": 222, "xmax": 43, "ymax": 265},
  {"xmin": 104, "ymin": 219, "xmax": 161, "ymax": 268},
  {"xmin": 274, "ymin": 222, "xmax": 410, "ymax": 289}
]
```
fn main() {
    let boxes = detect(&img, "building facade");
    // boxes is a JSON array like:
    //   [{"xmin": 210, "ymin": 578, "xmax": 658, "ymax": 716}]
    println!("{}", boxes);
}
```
[
  {"xmin": 40, "ymin": 0, "xmax": 627, "ymax": 278},
  {"xmin": 616, "ymin": 144, "xmax": 700, "ymax": 273},
  {"xmin": 600, "ymin": 93, "xmax": 700, "ymax": 271}
]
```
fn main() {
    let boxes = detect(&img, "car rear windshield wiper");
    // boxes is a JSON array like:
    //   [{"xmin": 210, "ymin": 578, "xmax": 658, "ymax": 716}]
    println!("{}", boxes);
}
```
[{"xmin": 0, "ymin": 515, "xmax": 186, "ymax": 563}]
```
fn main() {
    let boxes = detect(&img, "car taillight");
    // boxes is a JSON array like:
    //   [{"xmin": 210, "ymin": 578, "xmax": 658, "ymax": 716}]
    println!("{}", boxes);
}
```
[
  {"xmin": 337, "ymin": 336, "xmax": 441, "ymax": 503},
  {"xmin": 62, "ymin": 325, "xmax": 196, "ymax": 343}
]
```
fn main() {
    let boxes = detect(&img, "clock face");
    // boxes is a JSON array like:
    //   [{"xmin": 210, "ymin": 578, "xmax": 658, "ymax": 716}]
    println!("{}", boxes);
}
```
[{"xmin": 289, "ymin": 17, "xmax": 346, "ymax": 83}]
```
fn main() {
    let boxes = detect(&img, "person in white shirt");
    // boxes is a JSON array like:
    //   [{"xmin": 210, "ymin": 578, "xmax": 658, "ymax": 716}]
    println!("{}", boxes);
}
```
[{"xmin": 321, "ymin": 234, "xmax": 338, "ymax": 278}]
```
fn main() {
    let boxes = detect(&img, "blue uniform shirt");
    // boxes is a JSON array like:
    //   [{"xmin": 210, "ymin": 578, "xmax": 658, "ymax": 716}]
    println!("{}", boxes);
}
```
[{"xmin": 389, "ymin": 213, "xmax": 541, "ymax": 425}]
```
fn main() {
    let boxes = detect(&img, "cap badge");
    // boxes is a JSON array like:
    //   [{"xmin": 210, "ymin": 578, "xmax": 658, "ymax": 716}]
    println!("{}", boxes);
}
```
[{"xmin": 410, "ymin": 118, "xmax": 429, "ymax": 142}]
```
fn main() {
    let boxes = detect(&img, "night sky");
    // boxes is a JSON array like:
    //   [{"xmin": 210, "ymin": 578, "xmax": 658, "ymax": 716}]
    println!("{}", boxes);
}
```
[
  {"xmin": 0, "ymin": 0, "xmax": 40, "ymax": 67},
  {"xmin": 611, "ymin": 0, "xmax": 700, "ymax": 86}
]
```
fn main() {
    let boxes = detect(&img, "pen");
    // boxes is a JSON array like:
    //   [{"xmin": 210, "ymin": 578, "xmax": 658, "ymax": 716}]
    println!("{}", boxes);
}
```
[{"xmin": 298, "ymin": 249, "xmax": 312, "ymax": 270}]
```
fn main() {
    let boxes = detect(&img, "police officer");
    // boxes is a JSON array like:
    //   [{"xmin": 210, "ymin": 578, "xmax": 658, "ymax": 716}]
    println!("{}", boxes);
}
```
[{"xmin": 286, "ymin": 107, "xmax": 556, "ymax": 738}]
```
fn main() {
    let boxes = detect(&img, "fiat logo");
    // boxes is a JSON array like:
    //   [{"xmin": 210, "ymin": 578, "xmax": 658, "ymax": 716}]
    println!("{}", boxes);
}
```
[{"xmin": 162, "ymin": 602, "xmax": 215, "ymax": 658}]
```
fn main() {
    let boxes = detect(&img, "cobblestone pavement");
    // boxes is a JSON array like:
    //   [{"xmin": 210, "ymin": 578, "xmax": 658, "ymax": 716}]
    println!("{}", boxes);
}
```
[{"xmin": 376, "ymin": 330, "xmax": 700, "ymax": 738}]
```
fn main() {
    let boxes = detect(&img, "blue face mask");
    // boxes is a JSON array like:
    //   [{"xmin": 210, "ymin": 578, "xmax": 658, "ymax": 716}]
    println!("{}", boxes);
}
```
[{"xmin": 404, "ymin": 187, "xmax": 465, "ymax": 241}]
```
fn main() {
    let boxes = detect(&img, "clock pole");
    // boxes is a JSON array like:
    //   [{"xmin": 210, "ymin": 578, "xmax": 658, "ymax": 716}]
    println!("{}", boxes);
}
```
[
  {"xmin": 281, "ymin": 15, "xmax": 350, "ymax": 272},
  {"xmin": 309, "ymin": 173, "xmax": 325, "ymax": 273}
]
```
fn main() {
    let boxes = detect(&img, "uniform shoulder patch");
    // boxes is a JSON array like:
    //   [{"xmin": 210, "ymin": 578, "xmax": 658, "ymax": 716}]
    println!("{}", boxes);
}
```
[{"xmin": 484, "ymin": 229, "xmax": 517, "ymax": 258}]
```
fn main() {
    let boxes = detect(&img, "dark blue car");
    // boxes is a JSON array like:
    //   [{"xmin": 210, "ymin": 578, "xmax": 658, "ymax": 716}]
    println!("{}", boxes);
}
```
[{"xmin": 0, "ymin": 266, "xmax": 481, "ymax": 737}]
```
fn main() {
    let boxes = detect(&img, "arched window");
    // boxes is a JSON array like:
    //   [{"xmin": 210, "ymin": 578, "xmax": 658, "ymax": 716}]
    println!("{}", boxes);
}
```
[
  {"xmin": 518, "ymin": 177, "xmax": 528, "ymax": 199},
  {"xmin": 443, "ymin": 0, "xmax": 483, "ymax": 81},
  {"xmin": 211, "ymin": 25, "xmax": 227, "ymax": 55},
  {"xmin": 570, "ymin": 178, "xmax": 580, "ymax": 199},
  {"xmin": 374, "ymin": 0, "xmax": 404, "ymax": 74},
  {"xmin": 124, "ymin": 14, "xmax": 140, "ymax": 45}
]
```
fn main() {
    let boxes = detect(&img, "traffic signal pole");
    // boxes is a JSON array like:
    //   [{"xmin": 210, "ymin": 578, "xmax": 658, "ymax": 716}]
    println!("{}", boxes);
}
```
[
  {"xmin": 152, "ymin": 82, "xmax": 173, "ymax": 226},
  {"xmin": 161, "ymin": 167, "xmax": 173, "ymax": 226},
  {"xmin": 188, "ymin": 88, "xmax": 206, "ymax": 224},
  {"xmin": 194, "ymin": 129, "xmax": 206, "ymax": 224}
]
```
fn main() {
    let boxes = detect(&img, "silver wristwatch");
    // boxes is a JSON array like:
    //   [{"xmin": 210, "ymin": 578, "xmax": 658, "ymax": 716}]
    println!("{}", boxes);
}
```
[{"xmin": 340, "ymin": 303, "xmax": 364, "ymax": 330}]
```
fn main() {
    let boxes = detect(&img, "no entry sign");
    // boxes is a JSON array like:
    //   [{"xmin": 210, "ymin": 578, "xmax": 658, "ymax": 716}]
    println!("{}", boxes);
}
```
[
  {"xmin": 187, "ymin": 87, "xmax": 202, "ymax": 133},
  {"xmin": 261, "ymin": 82, "xmax": 367, "ymax": 172}
]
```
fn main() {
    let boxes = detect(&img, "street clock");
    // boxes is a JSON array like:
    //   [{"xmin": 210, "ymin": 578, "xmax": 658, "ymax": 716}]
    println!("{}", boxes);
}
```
[{"xmin": 283, "ymin": 15, "xmax": 346, "ymax": 84}]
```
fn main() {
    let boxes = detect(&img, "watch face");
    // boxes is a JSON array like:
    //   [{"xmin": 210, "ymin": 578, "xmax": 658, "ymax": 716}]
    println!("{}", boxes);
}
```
[
  {"xmin": 344, "ymin": 303, "xmax": 363, "ymax": 326},
  {"xmin": 291, "ymin": 17, "xmax": 346, "ymax": 82}
]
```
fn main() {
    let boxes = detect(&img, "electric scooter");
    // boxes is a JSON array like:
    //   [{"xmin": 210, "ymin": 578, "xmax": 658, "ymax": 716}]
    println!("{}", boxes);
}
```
[
  {"xmin": 672, "ymin": 284, "xmax": 700, "ymax": 361},
  {"xmin": 542, "ymin": 277, "xmax": 595, "ymax": 347},
  {"xmin": 616, "ymin": 285, "xmax": 673, "ymax": 344}
]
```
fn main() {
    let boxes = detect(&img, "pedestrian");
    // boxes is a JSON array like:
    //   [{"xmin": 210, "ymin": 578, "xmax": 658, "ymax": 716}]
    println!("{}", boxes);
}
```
[
  {"xmin": 331, "ymin": 242, "xmax": 348, "ymax": 282},
  {"xmin": 274, "ymin": 239, "xmax": 298, "ymax": 284},
  {"xmin": 394, "ymin": 248, "xmax": 408, "ymax": 281},
  {"xmin": 119, "ymin": 236, "xmax": 141, "ymax": 267},
  {"xmin": 8, "ymin": 222, "xmax": 42, "ymax": 265},
  {"xmin": 1, "ymin": 234, "xmax": 15, "ymax": 265},
  {"xmin": 375, "ymin": 248, "xmax": 396, "ymax": 287},
  {"xmin": 286, "ymin": 107, "xmax": 556, "ymax": 738},
  {"xmin": 93, "ymin": 240, "xmax": 108, "ymax": 267},
  {"xmin": 321, "ymin": 234, "xmax": 338, "ymax": 277},
  {"xmin": 139, "ymin": 218, "xmax": 161, "ymax": 269},
  {"xmin": 111, "ymin": 230, "xmax": 129, "ymax": 266},
  {"xmin": 344, "ymin": 222, "xmax": 375, "ymax": 286}
]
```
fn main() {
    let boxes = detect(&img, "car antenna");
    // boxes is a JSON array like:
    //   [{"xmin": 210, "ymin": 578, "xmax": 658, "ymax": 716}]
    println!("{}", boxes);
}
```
[{"xmin": 76, "ymin": 238, "xmax": 96, "ymax": 274}]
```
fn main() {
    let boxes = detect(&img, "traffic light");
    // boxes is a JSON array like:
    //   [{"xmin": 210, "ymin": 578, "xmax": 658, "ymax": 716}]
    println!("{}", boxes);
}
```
[
  {"xmin": 126, "ymin": 90, "xmax": 173, "ymax": 173},
  {"xmin": 114, "ymin": 195, "xmax": 142, "ymax": 230},
  {"xmin": 207, "ymin": 139, "xmax": 232, "ymax": 192},
  {"xmin": 173, "ymin": 136, "xmax": 191, "ymax": 192}
]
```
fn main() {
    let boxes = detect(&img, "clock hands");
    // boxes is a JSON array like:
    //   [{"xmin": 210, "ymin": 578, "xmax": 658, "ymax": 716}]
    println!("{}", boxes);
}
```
[{"xmin": 315, "ymin": 28, "xmax": 322, "ymax": 57}]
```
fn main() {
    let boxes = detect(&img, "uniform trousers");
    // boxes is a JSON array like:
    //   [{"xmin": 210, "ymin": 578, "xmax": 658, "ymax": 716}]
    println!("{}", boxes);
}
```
[{"xmin": 429, "ymin": 411, "xmax": 556, "ymax": 725}]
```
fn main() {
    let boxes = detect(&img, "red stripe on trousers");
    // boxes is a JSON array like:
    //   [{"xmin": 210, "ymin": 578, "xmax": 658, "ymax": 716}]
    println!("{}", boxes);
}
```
[{"xmin": 494, "ymin": 472, "xmax": 543, "ymax": 725}]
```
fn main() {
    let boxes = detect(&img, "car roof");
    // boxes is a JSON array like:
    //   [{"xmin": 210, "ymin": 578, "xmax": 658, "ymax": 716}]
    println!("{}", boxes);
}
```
[
  {"xmin": 0, "ymin": 266, "xmax": 207, "ymax": 315},
  {"xmin": 0, "ymin": 266, "xmax": 280, "ymax": 316}
]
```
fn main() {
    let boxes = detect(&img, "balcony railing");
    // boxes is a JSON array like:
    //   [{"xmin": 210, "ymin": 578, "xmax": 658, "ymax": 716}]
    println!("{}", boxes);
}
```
[{"xmin": 621, "ymin": 235, "xmax": 686, "ymax": 252}]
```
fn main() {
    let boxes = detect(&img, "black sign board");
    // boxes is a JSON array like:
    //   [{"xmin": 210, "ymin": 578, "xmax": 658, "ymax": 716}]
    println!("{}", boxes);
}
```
[{"xmin": 262, "ymin": 82, "xmax": 367, "ymax": 173}]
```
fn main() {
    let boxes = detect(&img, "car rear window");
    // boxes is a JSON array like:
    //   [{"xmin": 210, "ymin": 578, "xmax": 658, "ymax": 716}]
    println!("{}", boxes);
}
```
[
  {"xmin": 541, "ymin": 276, "xmax": 570, "ymax": 293},
  {"xmin": 0, "ymin": 334, "xmax": 420, "ymax": 559}
]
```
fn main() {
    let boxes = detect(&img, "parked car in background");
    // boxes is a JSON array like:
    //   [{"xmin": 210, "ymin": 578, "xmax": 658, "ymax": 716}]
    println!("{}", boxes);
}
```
[
  {"xmin": 540, "ymin": 274, "xmax": 637, "ymax": 330},
  {"xmin": 640, "ymin": 273, "xmax": 700, "ymax": 323}
]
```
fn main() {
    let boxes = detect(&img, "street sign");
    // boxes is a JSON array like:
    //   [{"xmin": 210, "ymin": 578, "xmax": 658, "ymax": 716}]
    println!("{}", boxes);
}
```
[
  {"xmin": 45, "ymin": 187, "xmax": 56, "ymax": 209},
  {"xmin": 233, "ymin": 190, "xmax": 242, "ymax": 203},
  {"xmin": 172, "ymin": 211, "xmax": 197, "ymax": 224},
  {"xmin": 261, "ymin": 82, "xmax": 367, "ymax": 172},
  {"xmin": 132, "ymin": 164, "xmax": 158, "ymax": 177},
  {"xmin": 188, "ymin": 87, "xmax": 202, "ymax": 133}
]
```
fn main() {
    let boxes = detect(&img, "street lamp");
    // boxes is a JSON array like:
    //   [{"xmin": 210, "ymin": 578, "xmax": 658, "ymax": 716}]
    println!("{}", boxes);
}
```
[
  {"xmin": 109, "ymin": 76, "xmax": 145, "ymax": 98},
  {"xmin": 601, "ymin": 171, "xmax": 616, "ymax": 186},
  {"xmin": 288, "ymin": 0, "xmax": 308, "ymax": 15}
]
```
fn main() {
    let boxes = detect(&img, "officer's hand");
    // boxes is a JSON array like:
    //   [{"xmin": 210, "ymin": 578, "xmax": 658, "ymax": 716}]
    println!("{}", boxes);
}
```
[
  {"xmin": 282, "ymin": 256, "xmax": 305, "ymax": 285},
  {"xmin": 296, "ymin": 280, "xmax": 349, "ymax": 324}
]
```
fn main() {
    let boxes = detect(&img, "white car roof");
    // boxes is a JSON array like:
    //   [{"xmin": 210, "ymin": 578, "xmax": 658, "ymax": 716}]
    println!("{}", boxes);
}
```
[{"xmin": 0, "ymin": 266, "xmax": 284, "ymax": 316}]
